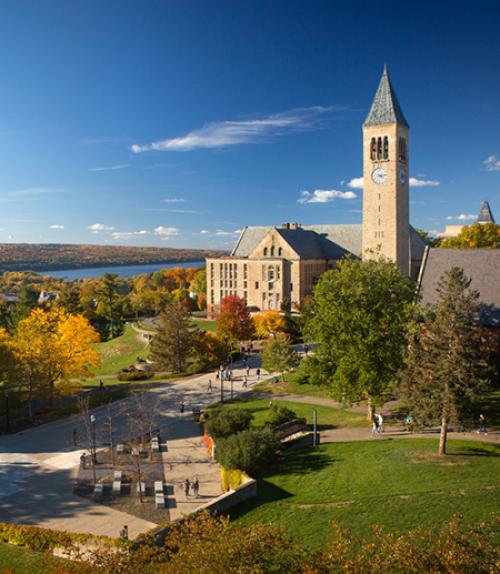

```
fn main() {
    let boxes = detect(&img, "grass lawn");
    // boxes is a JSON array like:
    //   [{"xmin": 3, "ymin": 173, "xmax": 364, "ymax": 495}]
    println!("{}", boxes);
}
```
[
  {"xmin": 191, "ymin": 318, "xmax": 217, "ymax": 333},
  {"xmin": 209, "ymin": 397, "xmax": 366, "ymax": 429},
  {"xmin": 231, "ymin": 439, "xmax": 500, "ymax": 547},
  {"xmin": 253, "ymin": 374, "xmax": 335, "ymax": 400},
  {"xmin": 92, "ymin": 324, "xmax": 149, "ymax": 377},
  {"xmin": 0, "ymin": 543, "xmax": 65, "ymax": 572}
]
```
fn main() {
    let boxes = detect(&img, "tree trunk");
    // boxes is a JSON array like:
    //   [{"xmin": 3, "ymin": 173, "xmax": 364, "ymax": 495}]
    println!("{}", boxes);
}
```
[
  {"xmin": 366, "ymin": 397, "xmax": 374, "ymax": 421},
  {"xmin": 439, "ymin": 414, "xmax": 447, "ymax": 456}
]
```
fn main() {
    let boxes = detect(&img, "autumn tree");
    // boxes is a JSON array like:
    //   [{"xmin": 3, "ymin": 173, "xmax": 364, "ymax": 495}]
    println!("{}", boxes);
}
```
[
  {"xmin": 253, "ymin": 310, "xmax": 286, "ymax": 339},
  {"xmin": 261, "ymin": 333, "xmax": 299, "ymax": 381},
  {"xmin": 440, "ymin": 222, "xmax": 500, "ymax": 248},
  {"xmin": 189, "ymin": 269, "xmax": 207, "ymax": 310},
  {"xmin": 398, "ymin": 267, "xmax": 489, "ymax": 456},
  {"xmin": 192, "ymin": 331, "xmax": 228, "ymax": 371},
  {"xmin": 304, "ymin": 258, "xmax": 415, "ymax": 415},
  {"xmin": 216, "ymin": 295, "xmax": 254, "ymax": 348},
  {"xmin": 0, "ymin": 327, "xmax": 16, "ymax": 386},
  {"xmin": 150, "ymin": 301, "xmax": 194, "ymax": 373},
  {"xmin": 95, "ymin": 273, "xmax": 125, "ymax": 339},
  {"xmin": 15, "ymin": 308, "xmax": 100, "ymax": 408}
]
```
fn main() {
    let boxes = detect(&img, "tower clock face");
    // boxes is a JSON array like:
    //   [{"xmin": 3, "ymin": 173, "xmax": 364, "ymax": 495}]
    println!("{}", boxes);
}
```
[
  {"xmin": 399, "ymin": 168, "xmax": 406, "ymax": 184},
  {"xmin": 371, "ymin": 168, "xmax": 387, "ymax": 184}
]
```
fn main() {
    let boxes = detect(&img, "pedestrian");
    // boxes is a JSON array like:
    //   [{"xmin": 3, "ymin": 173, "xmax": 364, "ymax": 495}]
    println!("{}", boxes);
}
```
[
  {"xmin": 304, "ymin": 344, "xmax": 309, "ymax": 355},
  {"xmin": 269, "ymin": 400, "xmax": 273, "ymax": 409},
  {"xmin": 119, "ymin": 525, "xmax": 129, "ymax": 540},
  {"xmin": 99, "ymin": 379, "xmax": 104, "ymax": 391},
  {"xmin": 184, "ymin": 478, "xmax": 190, "ymax": 497},
  {"xmin": 246, "ymin": 365, "xmax": 250, "ymax": 376},
  {"xmin": 371, "ymin": 413, "xmax": 379, "ymax": 436},
  {"xmin": 256, "ymin": 368, "xmax": 261, "ymax": 380},
  {"xmin": 208, "ymin": 379, "xmax": 213, "ymax": 392},
  {"xmin": 405, "ymin": 415, "xmax": 413, "ymax": 433},
  {"xmin": 478, "ymin": 413, "xmax": 488, "ymax": 434},
  {"xmin": 243, "ymin": 376, "xmax": 248, "ymax": 388},
  {"xmin": 80, "ymin": 453, "xmax": 86, "ymax": 469},
  {"xmin": 192, "ymin": 477, "xmax": 199, "ymax": 498},
  {"xmin": 180, "ymin": 401, "xmax": 185, "ymax": 414},
  {"xmin": 72, "ymin": 427, "xmax": 78, "ymax": 448},
  {"xmin": 377, "ymin": 413, "xmax": 384, "ymax": 433}
]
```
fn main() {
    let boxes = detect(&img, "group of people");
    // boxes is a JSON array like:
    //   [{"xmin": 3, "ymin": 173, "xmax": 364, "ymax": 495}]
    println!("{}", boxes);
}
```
[
  {"xmin": 371, "ymin": 412, "xmax": 384, "ymax": 435},
  {"xmin": 184, "ymin": 477, "xmax": 200, "ymax": 498},
  {"xmin": 207, "ymin": 362, "xmax": 261, "ymax": 393}
]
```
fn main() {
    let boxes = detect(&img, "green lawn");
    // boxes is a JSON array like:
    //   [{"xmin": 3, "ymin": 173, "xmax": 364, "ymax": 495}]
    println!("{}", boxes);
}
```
[
  {"xmin": 92, "ymin": 324, "xmax": 149, "ymax": 376},
  {"xmin": 231, "ymin": 439, "xmax": 500, "ymax": 547},
  {"xmin": 0, "ymin": 542, "xmax": 65, "ymax": 572},
  {"xmin": 210, "ymin": 397, "xmax": 366, "ymax": 429},
  {"xmin": 253, "ymin": 373, "xmax": 335, "ymax": 399},
  {"xmin": 191, "ymin": 318, "xmax": 217, "ymax": 333}
]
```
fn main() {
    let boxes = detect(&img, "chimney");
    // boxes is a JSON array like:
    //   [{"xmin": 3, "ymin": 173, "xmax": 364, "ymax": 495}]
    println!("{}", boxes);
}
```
[
  {"xmin": 281, "ymin": 222, "xmax": 290, "ymax": 229},
  {"xmin": 290, "ymin": 222, "xmax": 299, "ymax": 230}
]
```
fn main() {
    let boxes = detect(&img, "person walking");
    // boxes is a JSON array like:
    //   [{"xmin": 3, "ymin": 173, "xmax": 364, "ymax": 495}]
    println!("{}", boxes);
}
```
[
  {"xmin": 184, "ymin": 478, "xmax": 190, "ymax": 498},
  {"xmin": 208, "ymin": 379, "xmax": 212, "ymax": 393},
  {"xmin": 192, "ymin": 477, "xmax": 199, "ymax": 498},
  {"xmin": 405, "ymin": 415, "xmax": 413, "ymax": 433},
  {"xmin": 269, "ymin": 400, "xmax": 273, "ymax": 409},
  {"xmin": 478, "ymin": 413, "xmax": 488, "ymax": 434},
  {"xmin": 246, "ymin": 365, "xmax": 250, "ymax": 377},
  {"xmin": 215, "ymin": 370, "xmax": 220, "ymax": 382},
  {"xmin": 377, "ymin": 413, "xmax": 384, "ymax": 433},
  {"xmin": 256, "ymin": 368, "xmax": 261, "ymax": 380},
  {"xmin": 371, "ymin": 413, "xmax": 379, "ymax": 436},
  {"xmin": 180, "ymin": 401, "xmax": 185, "ymax": 414},
  {"xmin": 243, "ymin": 376, "xmax": 248, "ymax": 388},
  {"xmin": 119, "ymin": 525, "xmax": 129, "ymax": 540}
]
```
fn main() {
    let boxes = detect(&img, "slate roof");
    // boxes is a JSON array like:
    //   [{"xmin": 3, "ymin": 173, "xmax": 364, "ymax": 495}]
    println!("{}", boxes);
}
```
[
  {"xmin": 232, "ymin": 224, "xmax": 427, "ymax": 262},
  {"xmin": 364, "ymin": 66, "xmax": 409, "ymax": 127},
  {"xmin": 477, "ymin": 201, "xmax": 495, "ymax": 224},
  {"xmin": 419, "ymin": 248, "xmax": 500, "ymax": 327}
]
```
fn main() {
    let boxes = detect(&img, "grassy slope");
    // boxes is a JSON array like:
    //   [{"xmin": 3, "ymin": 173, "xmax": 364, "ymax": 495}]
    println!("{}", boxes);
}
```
[
  {"xmin": 91, "ymin": 324, "xmax": 149, "ymax": 377},
  {"xmin": 0, "ymin": 543, "xmax": 65, "ymax": 572},
  {"xmin": 210, "ymin": 397, "xmax": 366, "ymax": 429},
  {"xmin": 231, "ymin": 439, "xmax": 500, "ymax": 547},
  {"xmin": 191, "ymin": 319, "xmax": 216, "ymax": 333},
  {"xmin": 253, "ymin": 376, "xmax": 334, "ymax": 399}
]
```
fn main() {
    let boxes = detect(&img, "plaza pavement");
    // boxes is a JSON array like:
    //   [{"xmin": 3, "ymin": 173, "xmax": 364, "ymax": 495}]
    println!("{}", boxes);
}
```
[{"xmin": 0, "ymin": 358, "xmax": 265, "ymax": 539}]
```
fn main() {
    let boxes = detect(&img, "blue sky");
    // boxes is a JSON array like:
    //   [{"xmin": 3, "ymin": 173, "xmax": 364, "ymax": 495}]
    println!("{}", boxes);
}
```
[{"xmin": 0, "ymin": 0, "xmax": 498, "ymax": 249}]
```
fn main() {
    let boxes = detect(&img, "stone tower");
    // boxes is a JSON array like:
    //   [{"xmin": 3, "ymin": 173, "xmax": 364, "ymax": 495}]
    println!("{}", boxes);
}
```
[{"xmin": 362, "ymin": 66, "xmax": 410, "ymax": 275}]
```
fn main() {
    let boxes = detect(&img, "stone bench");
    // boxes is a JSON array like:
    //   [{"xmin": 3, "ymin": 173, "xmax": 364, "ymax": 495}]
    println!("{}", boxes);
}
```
[
  {"xmin": 155, "ymin": 492, "xmax": 165, "ymax": 508},
  {"xmin": 112, "ymin": 480, "xmax": 121, "ymax": 495},
  {"xmin": 154, "ymin": 481, "xmax": 164, "ymax": 494},
  {"xmin": 93, "ymin": 483, "xmax": 103, "ymax": 497}
]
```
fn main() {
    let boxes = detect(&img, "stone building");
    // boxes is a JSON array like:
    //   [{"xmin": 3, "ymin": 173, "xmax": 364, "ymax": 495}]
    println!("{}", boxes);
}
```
[{"xmin": 206, "ymin": 67, "xmax": 426, "ymax": 317}]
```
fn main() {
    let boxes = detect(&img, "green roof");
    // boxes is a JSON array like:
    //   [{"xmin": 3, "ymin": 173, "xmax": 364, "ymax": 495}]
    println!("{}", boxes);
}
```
[{"xmin": 364, "ymin": 65, "xmax": 409, "ymax": 127}]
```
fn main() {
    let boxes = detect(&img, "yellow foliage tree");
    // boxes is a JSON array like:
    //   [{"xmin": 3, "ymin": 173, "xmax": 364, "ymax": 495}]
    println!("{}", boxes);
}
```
[
  {"xmin": 15, "ymin": 308, "xmax": 100, "ymax": 408},
  {"xmin": 252, "ymin": 310, "xmax": 286, "ymax": 339}
]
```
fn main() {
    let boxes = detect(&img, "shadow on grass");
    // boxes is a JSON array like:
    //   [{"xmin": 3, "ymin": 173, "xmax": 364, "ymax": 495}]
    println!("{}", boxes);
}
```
[
  {"xmin": 228, "ymin": 480, "xmax": 292, "ymax": 519},
  {"xmin": 448, "ymin": 445, "xmax": 500, "ymax": 458}
]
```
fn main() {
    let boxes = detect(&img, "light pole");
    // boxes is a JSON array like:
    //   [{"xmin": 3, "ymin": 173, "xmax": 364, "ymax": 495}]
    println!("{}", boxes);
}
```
[
  {"xmin": 90, "ymin": 415, "xmax": 97, "ymax": 463},
  {"xmin": 5, "ymin": 392, "xmax": 10, "ymax": 434},
  {"xmin": 312, "ymin": 408, "xmax": 318, "ymax": 446},
  {"xmin": 220, "ymin": 368, "xmax": 224, "ymax": 403}
]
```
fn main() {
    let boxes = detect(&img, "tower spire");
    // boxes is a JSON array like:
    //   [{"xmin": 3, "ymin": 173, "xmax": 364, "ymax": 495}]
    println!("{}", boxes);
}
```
[{"xmin": 364, "ymin": 66, "xmax": 408, "ymax": 127}]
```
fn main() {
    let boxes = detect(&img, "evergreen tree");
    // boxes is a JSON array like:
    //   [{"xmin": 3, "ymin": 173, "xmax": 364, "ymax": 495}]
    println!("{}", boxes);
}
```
[
  {"xmin": 305, "ymin": 258, "xmax": 415, "ymax": 414},
  {"xmin": 398, "ymin": 267, "xmax": 488, "ymax": 456},
  {"xmin": 95, "ymin": 273, "xmax": 124, "ymax": 338},
  {"xmin": 150, "ymin": 301, "xmax": 194, "ymax": 373},
  {"xmin": 261, "ymin": 333, "xmax": 299, "ymax": 380}
]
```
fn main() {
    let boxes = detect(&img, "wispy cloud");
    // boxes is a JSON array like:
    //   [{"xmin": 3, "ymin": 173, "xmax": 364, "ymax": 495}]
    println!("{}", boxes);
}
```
[
  {"xmin": 49, "ymin": 224, "xmax": 64, "ymax": 229},
  {"xmin": 483, "ymin": 155, "xmax": 500, "ymax": 171},
  {"xmin": 153, "ymin": 226, "xmax": 180, "ymax": 239},
  {"xmin": 88, "ymin": 223, "xmax": 115, "ymax": 233},
  {"xmin": 346, "ymin": 176, "xmax": 440, "ymax": 188},
  {"xmin": 88, "ymin": 164, "xmax": 129, "ymax": 172},
  {"xmin": 9, "ymin": 187, "xmax": 65, "ymax": 197},
  {"xmin": 446, "ymin": 214, "xmax": 476, "ymax": 221},
  {"xmin": 199, "ymin": 230, "xmax": 210, "ymax": 235},
  {"xmin": 162, "ymin": 198, "xmax": 186, "ymax": 203},
  {"xmin": 131, "ymin": 106, "xmax": 341, "ymax": 153},
  {"xmin": 215, "ymin": 229, "xmax": 243, "ymax": 236},
  {"xmin": 80, "ymin": 137, "xmax": 126, "ymax": 145},
  {"xmin": 298, "ymin": 189, "xmax": 356, "ymax": 204},
  {"xmin": 111, "ymin": 230, "xmax": 149, "ymax": 239}
]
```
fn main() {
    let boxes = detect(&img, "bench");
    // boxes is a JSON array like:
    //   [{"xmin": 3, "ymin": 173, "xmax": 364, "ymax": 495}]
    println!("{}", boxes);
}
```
[
  {"xmin": 155, "ymin": 493, "xmax": 165, "ymax": 508},
  {"xmin": 112, "ymin": 480, "xmax": 121, "ymax": 495},
  {"xmin": 113, "ymin": 470, "xmax": 123, "ymax": 481},
  {"xmin": 116, "ymin": 444, "xmax": 125, "ymax": 454},
  {"xmin": 154, "ymin": 481, "xmax": 163, "ymax": 494},
  {"xmin": 93, "ymin": 483, "xmax": 103, "ymax": 497}
]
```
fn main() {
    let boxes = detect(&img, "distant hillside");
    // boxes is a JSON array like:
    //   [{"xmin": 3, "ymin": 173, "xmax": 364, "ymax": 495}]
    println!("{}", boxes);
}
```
[{"xmin": 0, "ymin": 243, "xmax": 226, "ymax": 272}]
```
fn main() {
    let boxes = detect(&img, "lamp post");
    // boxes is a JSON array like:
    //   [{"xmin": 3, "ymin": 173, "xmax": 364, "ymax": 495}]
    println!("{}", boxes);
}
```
[
  {"xmin": 5, "ymin": 391, "xmax": 10, "ymax": 434},
  {"xmin": 90, "ymin": 414, "xmax": 97, "ymax": 463},
  {"xmin": 220, "ymin": 367, "xmax": 224, "ymax": 403},
  {"xmin": 312, "ymin": 408, "xmax": 318, "ymax": 446}
]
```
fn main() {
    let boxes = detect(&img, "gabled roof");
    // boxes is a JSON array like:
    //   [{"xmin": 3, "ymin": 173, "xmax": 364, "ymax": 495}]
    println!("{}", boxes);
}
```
[
  {"xmin": 232, "ymin": 224, "xmax": 426, "ymax": 262},
  {"xmin": 477, "ymin": 201, "xmax": 495, "ymax": 224},
  {"xmin": 364, "ymin": 66, "xmax": 409, "ymax": 127},
  {"xmin": 419, "ymin": 248, "xmax": 500, "ymax": 327}
]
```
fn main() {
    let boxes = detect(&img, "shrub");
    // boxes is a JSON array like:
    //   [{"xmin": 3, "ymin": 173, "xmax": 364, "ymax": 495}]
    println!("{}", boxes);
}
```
[
  {"xmin": 205, "ymin": 407, "xmax": 253, "ymax": 439},
  {"xmin": 267, "ymin": 405, "xmax": 297, "ymax": 427},
  {"xmin": 216, "ymin": 427, "xmax": 280, "ymax": 473},
  {"xmin": 220, "ymin": 467, "xmax": 247, "ymax": 492},
  {"xmin": 118, "ymin": 370, "xmax": 153, "ymax": 381}
]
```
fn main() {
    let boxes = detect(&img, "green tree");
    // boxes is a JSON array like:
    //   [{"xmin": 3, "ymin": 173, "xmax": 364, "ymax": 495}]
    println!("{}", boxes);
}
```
[
  {"xmin": 261, "ymin": 333, "xmax": 299, "ymax": 381},
  {"xmin": 305, "ymin": 258, "xmax": 415, "ymax": 415},
  {"xmin": 95, "ymin": 273, "xmax": 125, "ymax": 338},
  {"xmin": 398, "ymin": 267, "xmax": 488, "ymax": 456},
  {"xmin": 189, "ymin": 269, "xmax": 207, "ymax": 310},
  {"xmin": 216, "ymin": 427, "xmax": 279, "ymax": 473},
  {"xmin": 10, "ymin": 285, "xmax": 40, "ymax": 328},
  {"xmin": 440, "ymin": 222, "xmax": 500, "ymax": 248},
  {"xmin": 205, "ymin": 406, "xmax": 253, "ymax": 439},
  {"xmin": 150, "ymin": 301, "xmax": 194, "ymax": 373}
]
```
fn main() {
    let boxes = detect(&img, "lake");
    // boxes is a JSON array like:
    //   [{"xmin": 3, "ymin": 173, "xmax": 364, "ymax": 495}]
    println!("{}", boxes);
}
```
[{"xmin": 40, "ymin": 260, "xmax": 205, "ymax": 280}]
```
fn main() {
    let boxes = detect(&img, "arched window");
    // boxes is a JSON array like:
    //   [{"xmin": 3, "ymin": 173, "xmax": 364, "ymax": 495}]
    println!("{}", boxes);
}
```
[
  {"xmin": 398, "ymin": 137, "xmax": 407, "ymax": 161},
  {"xmin": 383, "ymin": 136, "xmax": 389, "ymax": 160},
  {"xmin": 370, "ymin": 137, "xmax": 376, "ymax": 160},
  {"xmin": 377, "ymin": 137, "xmax": 382, "ymax": 160},
  {"xmin": 278, "ymin": 247, "xmax": 282, "ymax": 256},
  {"xmin": 263, "ymin": 247, "xmax": 268, "ymax": 256},
  {"xmin": 270, "ymin": 246, "xmax": 275, "ymax": 256}
]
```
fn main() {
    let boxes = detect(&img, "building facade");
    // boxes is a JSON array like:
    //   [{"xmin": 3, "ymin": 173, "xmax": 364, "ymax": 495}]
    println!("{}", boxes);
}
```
[{"xmin": 206, "ymin": 67, "xmax": 425, "ymax": 318}]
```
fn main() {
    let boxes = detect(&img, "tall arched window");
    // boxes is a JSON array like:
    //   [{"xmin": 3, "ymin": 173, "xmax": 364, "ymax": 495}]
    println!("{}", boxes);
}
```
[
  {"xmin": 383, "ymin": 136, "xmax": 389, "ymax": 160},
  {"xmin": 370, "ymin": 137, "xmax": 376, "ymax": 160},
  {"xmin": 263, "ymin": 247, "xmax": 268, "ymax": 256},
  {"xmin": 377, "ymin": 137, "xmax": 382, "ymax": 160},
  {"xmin": 398, "ymin": 137, "xmax": 407, "ymax": 161},
  {"xmin": 278, "ymin": 247, "xmax": 282, "ymax": 256},
  {"xmin": 270, "ymin": 247, "xmax": 275, "ymax": 256}
]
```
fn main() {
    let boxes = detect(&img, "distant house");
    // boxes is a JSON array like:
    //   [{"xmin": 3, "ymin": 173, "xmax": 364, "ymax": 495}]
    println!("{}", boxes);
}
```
[
  {"xmin": 418, "ymin": 249, "xmax": 500, "ymax": 350},
  {"xmin": 38, "ymin": 291, "xmax": 59, "ymax": 304}
]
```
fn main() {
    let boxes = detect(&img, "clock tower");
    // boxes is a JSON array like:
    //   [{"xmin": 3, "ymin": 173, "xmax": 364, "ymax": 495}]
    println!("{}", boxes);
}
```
[{"xmin": 362, "ymin": 66, "xmax": 410, "ymax": 275}]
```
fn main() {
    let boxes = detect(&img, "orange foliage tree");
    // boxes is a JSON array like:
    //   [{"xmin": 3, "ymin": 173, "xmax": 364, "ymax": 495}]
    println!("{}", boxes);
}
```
[
  {"xmin": 253, "ymin": 310, "xmax": 286, "ymax": 339},
  {"xmin": 216, "ymin": 295, "xmax": 254, "ymax": 347}
]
